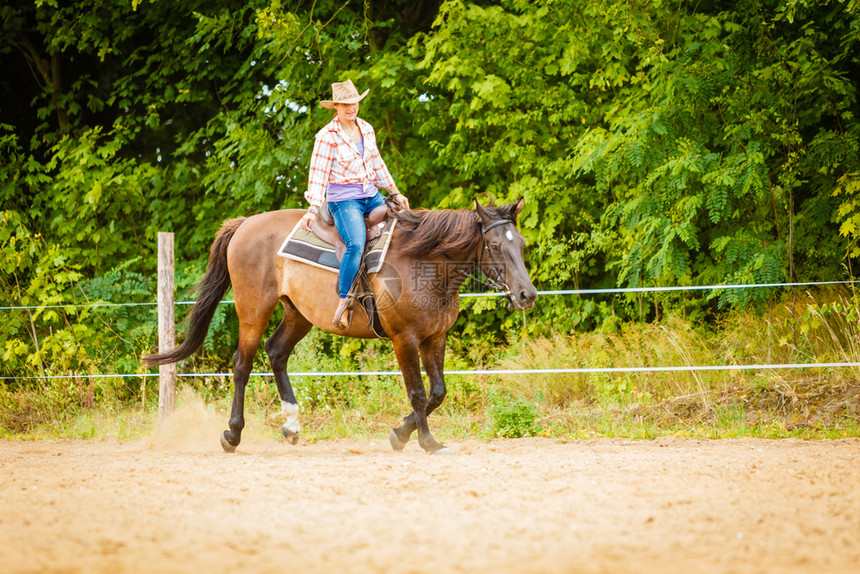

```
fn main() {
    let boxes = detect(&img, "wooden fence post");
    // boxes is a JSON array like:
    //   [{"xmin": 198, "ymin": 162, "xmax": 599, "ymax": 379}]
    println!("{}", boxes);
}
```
[{"xmin": 157, "ymin": 231, "xmax": 176, "ymax": 422}]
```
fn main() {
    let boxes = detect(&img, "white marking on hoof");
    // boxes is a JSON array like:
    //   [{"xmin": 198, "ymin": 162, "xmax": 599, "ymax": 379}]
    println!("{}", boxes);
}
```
[
  {"xmin": 431, "ymin": 447, "xmax": 452, "ymax": 456},
  {"xmin": 280, "ymin": 401, "xmax": 301, "ymax": 434}
]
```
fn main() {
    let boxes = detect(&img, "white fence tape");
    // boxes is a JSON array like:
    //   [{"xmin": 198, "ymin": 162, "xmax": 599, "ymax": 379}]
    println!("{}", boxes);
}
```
[
  {"xmin": 3, "ymin": 362, "xmax": 859, "ymax": 381},
  {"xmin": 2, "ymin": 280, "xmax": 858, "ymax": 311},
  {"xmin": 2, "ymin": 279, "xmax": 858, "ymax": 380}
]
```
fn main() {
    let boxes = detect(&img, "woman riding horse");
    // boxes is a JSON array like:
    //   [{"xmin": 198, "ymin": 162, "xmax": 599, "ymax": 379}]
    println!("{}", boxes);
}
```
[
  {"xmin": 142, "ymin": 83, "xmax": 537, "ymax": 455},
  {"xmin": 298, "ymin": 80, "xmax": 410, "ymax": 328}
]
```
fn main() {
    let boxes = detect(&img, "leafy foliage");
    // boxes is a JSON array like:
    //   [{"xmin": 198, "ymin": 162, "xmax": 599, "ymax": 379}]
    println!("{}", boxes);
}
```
[
  {"xmin": 1, "ymin": 0, "xmax": 859, "ymax": 411},
  {"xmin": 567, "ymin": 0, "xmax": 860, "ymax": 307}
]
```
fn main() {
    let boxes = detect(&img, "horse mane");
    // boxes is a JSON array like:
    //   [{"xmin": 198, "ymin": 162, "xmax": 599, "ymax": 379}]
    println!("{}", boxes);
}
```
[{"xmin": 390, "ymin": 205, "xmax": 513, "ymax": 257}]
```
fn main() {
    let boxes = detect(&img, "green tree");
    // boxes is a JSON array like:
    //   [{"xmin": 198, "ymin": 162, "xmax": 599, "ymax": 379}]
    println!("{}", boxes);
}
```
[
  {"xmin": 0, "ymin": 0, "xmax": 442, "ymax": 383},
  {"xmin": 2, "ymin": 0, "xmax": 859, "ymax": 390}
]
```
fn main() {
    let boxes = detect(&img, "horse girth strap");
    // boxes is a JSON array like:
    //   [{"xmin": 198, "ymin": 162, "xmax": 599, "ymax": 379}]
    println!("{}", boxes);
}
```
[{"xmin": 346, "ymin": 251, "xmax": 387, "ymax": 338}]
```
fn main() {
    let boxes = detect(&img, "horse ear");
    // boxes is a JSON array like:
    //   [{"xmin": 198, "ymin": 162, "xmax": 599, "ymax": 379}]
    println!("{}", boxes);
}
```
[
  {"xmin": 510, "ymin": 197, "xmax": 525, "ymax": 220},
  {"xmin": 474, "ymin": 197, "xmax": 491, "ymax": 224}
]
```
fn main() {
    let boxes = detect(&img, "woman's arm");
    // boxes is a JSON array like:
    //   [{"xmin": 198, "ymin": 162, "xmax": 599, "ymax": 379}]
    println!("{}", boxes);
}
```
[
  {"xmin": 305, "ymin": 135, "xmax": 333, "ymax": 209},
  {"xmin": 301, "ymin": 135, "xmax": 334, "ymax": 231},
  {"xmin": 363, "ymin": 122, "xmax": 409, "ymax": 209}
]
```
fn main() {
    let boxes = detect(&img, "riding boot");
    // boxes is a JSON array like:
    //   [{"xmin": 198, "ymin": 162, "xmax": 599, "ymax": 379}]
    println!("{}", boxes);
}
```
[{"xmin": 333, "ymin": 296, "xmax": 355, "ymax": 329}]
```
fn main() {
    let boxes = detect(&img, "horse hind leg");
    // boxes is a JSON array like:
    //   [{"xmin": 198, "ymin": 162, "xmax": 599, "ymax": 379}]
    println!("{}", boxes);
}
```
[
  {"xmin": 265, "ymin": 300, "xmax": 312, "ymax": 445},
  {"xmin": 221, "ymin": 317, "xmax": 272, "ymax": 453}
]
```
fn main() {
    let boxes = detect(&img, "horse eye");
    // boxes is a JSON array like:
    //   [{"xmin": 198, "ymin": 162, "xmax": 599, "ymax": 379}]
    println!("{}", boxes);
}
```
[{"xmin": 491, "ymin": 243, "xmax": 501, "ymax": 252}]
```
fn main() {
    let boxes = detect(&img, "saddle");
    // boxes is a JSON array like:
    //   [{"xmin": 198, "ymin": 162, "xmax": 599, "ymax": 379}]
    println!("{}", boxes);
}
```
[
  {"xmin": 311, "ymin": 202, "xmax": 390, "ymax": 261},
  {"xmin": 310, "ymin": 200, "xmax": 393, "ymax": 337}
]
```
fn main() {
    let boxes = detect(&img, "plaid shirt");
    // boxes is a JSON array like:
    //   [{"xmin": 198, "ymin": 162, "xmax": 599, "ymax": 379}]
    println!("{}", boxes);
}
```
[{"xmin": 304, "ymin": 116, "xmax": 396, "ymax": 208}]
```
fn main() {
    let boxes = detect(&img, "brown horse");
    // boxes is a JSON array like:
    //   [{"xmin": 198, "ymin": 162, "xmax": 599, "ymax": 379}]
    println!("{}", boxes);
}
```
[{"xmin": 143, "ymin": 198, "xmax": 537, "ymax": 454}]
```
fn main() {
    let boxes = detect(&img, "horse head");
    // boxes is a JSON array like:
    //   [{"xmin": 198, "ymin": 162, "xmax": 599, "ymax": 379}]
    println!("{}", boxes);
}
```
[{"xmin": 474, "ymin": 197, "xmax": 538, "ymax": 311}]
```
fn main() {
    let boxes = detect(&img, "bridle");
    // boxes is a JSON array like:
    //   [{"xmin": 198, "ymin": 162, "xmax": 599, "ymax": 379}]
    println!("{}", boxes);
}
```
[
  {"xmin": 445, "ymin": 218, "xmax": 515, "ymax": 303},
  {"xmin": 479, "ymin": 219, "xmax": 515, "ymax": 299}
]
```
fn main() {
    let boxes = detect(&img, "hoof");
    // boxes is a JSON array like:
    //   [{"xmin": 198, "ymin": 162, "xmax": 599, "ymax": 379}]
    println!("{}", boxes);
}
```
[
  {"xmin": 430, "ymin": 446, "xmax": 451, "ymax": 456},
  {"xmin": 281, "ymin": 426, "xmax": 300, "ymax": 445},
  {"xmin": 220, "ymin": 431, "xmax": 238, "ymax": 453},
  {"xmin": 389, "ymin": 429, "xmax": 408, "ymax": 452}
]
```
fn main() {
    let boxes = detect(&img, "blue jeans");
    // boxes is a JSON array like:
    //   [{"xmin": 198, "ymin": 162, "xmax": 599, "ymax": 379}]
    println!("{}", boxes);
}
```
[{"xmin": 328, "ymin": 192, "xmax": 386, "ymax": 298}]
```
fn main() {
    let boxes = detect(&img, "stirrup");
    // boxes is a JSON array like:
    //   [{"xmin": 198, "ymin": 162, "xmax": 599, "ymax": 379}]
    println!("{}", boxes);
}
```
[{"xmin": 333, "ymin": 297, "xmax": 355, "ymax": 329}]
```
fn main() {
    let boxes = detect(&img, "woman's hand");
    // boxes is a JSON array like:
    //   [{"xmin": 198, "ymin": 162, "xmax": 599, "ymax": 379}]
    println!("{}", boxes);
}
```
[
  {"xmin": 391, "ymin": 192, "xmax": 409, "ymax": 210},
  {"xmin": 300, "ymin": 211, "xmax": 316, "ymax": 232}
]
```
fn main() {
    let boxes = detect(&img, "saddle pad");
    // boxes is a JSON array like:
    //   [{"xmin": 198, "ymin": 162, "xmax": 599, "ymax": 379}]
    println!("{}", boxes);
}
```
[{"xmin": 277, "ymin": 217, "xmax": 397, "ymax": 274}]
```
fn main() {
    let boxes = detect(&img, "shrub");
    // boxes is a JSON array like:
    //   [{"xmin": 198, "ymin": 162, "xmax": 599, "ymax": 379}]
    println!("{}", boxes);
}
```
[{"xmin": 489, "ymin": 393, "xmax": 541, "ymax": 438}]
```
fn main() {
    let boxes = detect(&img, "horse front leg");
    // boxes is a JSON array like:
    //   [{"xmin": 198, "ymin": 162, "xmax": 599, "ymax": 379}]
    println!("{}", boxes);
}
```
[{"xmin": 390, "ymin": 334, "xmax": 448, "ymax": 454}]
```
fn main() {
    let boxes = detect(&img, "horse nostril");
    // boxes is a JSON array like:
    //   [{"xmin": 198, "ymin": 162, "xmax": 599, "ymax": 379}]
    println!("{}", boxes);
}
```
[{"xmin": 519, "ymin": 290, "xmax": 536, "ymax": 307}]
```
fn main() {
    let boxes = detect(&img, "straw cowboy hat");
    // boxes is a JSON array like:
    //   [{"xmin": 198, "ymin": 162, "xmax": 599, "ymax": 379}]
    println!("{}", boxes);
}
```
[{"xmin": 319, "ymin": 80, "xmax": 369, "ymax": 110}]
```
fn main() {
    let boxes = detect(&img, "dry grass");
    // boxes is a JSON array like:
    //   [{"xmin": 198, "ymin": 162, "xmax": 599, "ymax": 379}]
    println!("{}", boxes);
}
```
[
  {"xmin": 495, "ymin": 317, "xmax": 726, "ymax": 407},
  {"xmin": 495, "ymin": 291, "xmax": 859, "ymax": 408}
]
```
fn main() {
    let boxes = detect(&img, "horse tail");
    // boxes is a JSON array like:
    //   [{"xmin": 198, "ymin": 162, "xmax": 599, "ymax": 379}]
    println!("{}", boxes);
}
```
[{"xmin": 142, "ymin": 217, "xmax": 246, "ymax": 366}]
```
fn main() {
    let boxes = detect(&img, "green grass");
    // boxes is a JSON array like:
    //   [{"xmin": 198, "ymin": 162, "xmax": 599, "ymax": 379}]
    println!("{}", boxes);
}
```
[{"xmin": 2, "ymin": 379, "xmax": 857, "ymax": 443}]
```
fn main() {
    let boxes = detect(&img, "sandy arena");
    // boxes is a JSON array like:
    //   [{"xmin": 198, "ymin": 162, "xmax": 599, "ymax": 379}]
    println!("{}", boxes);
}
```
[{"xmin": 1, "ymin": 415, "xmax": 858, "ymax": 574}]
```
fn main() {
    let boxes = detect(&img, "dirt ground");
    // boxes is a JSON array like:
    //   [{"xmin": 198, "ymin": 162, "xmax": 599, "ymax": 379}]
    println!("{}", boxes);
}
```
[{"xmin": 1, "ymin": 408, "xmax": 859, "ymax": 574}]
